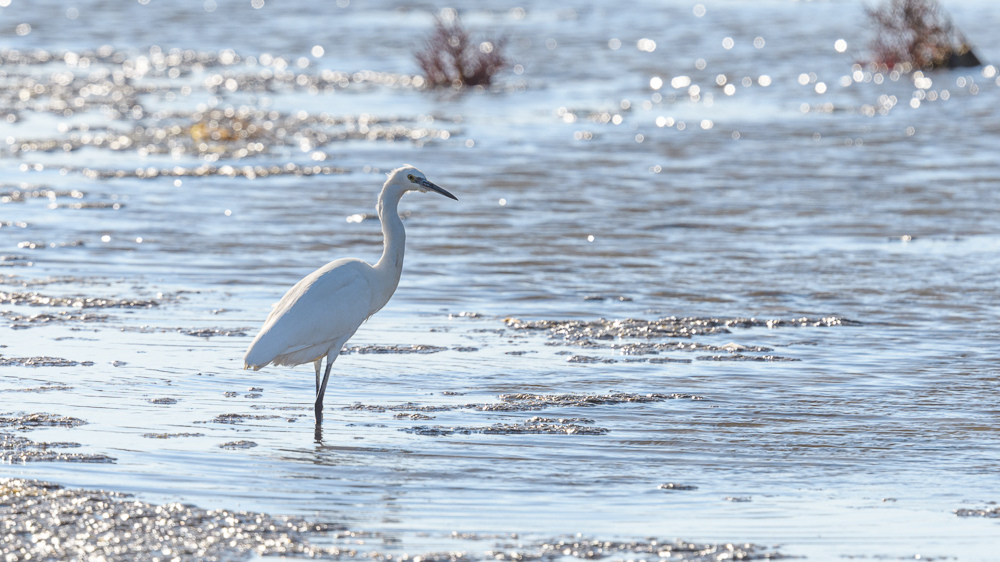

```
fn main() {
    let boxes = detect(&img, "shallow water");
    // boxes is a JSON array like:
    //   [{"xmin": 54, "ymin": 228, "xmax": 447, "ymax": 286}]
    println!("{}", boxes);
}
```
[{"xmin": 2, "ymin": 0, "xmax": 1000, "ymax": 560}]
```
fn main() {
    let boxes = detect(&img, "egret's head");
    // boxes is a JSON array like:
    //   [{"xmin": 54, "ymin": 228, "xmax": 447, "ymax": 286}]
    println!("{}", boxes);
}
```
[{"xmin": 386, "ymin": 165, "xmax": 457, "ymax": 200}]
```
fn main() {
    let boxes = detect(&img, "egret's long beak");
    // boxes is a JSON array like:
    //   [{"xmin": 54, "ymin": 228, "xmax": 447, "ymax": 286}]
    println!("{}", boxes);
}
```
[{"xmin": 419, "ymin": 178, "xmax": 458, "ymax": 201}]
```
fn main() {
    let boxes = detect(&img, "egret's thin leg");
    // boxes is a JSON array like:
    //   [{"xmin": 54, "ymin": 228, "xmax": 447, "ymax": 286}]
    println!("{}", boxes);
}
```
[
  {"xmin": 313, "ymin": 359, "xmax": 322, "ymax": 394},
  {"xmin": 315, "ymin": 361, "xmax": 333, "ymax": 415},
  {"xmin": 314, "ymin": 416, "xmax": 324, "ymax": 443}
]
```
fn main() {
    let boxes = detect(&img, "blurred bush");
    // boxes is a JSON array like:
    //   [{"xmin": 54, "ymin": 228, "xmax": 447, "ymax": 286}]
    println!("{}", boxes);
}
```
[
  {"xmin": 867, "ymin": 0, "xmax": 980, "ymax": 70},
  {"xmin": 415, "ymin": 16, "xmax": 509, "ymax": 89}
]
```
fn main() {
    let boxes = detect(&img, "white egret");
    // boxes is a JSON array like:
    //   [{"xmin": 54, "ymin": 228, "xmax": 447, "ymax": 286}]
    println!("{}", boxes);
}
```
[{"xmin": 243, "ymin": 165, "xmax": 457, "ymax": 418}]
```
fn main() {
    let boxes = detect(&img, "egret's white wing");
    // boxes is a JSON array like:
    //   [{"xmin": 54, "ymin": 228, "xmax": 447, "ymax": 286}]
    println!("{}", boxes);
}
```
[{"xmin": 244, "ymin": 259, "xmax": 374, "ymax": 368}]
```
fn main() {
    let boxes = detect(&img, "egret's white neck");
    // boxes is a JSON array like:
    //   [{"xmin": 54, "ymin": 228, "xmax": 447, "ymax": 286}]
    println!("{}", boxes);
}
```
[{"xmin": 372, "ymin": 183, "xmax": 406, "ymax": 307}]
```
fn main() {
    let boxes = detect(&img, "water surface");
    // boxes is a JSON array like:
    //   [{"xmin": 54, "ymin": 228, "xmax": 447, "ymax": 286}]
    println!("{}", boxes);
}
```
[{"xmin": 2, "ymin": 1, "xmax": 999, "ymax": 560}]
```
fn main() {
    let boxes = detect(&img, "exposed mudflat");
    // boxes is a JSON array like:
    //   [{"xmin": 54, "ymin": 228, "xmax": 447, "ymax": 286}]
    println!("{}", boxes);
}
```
[
  {"xmin": 344, "ymin": 344, "xmax": 449, "ymax": 355},
  {"xmin": 528, "ymin": 537, "xmax": 784, "ymax": 561},
  {"xmin": 498, "ymin": 316, "xmax": 857, "ymax": 364},
  {"xmin": 0, "ymin": 355, "xmax": 94, "ymax": 367},
  {"xmin": 694, "ymin": 354, "xmax": 800, "ymax": 362},
  {"xmin": 1, "ymin": 434, "xmax": 115, "ymax": 463},
  {"xmin": 220, "ymin": 440, "xmax": 259, "ymax": 449},
  {"xmin": 345, "ymin": 392, "xmax": 703, "ymax": 416},
  {"xmin": 1, "ymin": 413, "xmax": 113, "ymax": 464},
  {"xmin": 0, "ymin": 413, "xmax": 87, "ymax": 430},
  {"xmin": 403, "ymin": 417, "xmax": 609, "ymax": 437},
  {"xmin": 954, "ymin": 505, "xmax": 1000, "ymax": 518},
  {"xmin": 142, "ymin": 432, "xmax": 205, "ymax": 439},
  {"xmin": 0, "ymin": 290, "xmax": 159, "ymax": 309},
  {"xmin": 205, "ymin": 413, "xmax": 282, "ymax": 424},
  {"xmin": 0, "ymin": 478, "xmax": 343, "ymax": 561},
  {"xmin": 504, "ymin": 316, "xmax": 860, "ymax": 340},
  {"xmin": 0, "ymin": 478, "xmax": 786, "ymax": 562},
  {"xmin": 183, "ymin": 327, "xmax": 249, "ymax": 337},
  {"xmin": 484, "ymin": 392, "xmax": 705, "ymax": 411},
  {"xmin": 0, "ymin": 310, "xmax": 109, "ymax": 328},
  {"xmin": 658, "ymin": 483, "xmax": 699, "ymax": 491},
  {"xmin": 345, "ymin": 392, "xmax": 705, "ymax": 436}
]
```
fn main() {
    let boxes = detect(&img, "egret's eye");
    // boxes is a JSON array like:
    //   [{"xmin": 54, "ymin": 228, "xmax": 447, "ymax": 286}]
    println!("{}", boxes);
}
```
[{"xmin": 406, "ymin": 174, "xmax": 417, "ymax": 183}]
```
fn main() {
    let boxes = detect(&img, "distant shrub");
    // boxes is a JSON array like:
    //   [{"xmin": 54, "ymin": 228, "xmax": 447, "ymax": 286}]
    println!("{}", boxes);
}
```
[
  {"xmin": 415, "ymin": 16, "xmax": 509, "ymax": 89},
  {"xmin": 866, "ymin": 0, "xmax": 980, "ymax": 70}
]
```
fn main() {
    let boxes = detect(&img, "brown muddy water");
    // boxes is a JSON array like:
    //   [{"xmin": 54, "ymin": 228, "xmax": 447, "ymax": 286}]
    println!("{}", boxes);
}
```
[{"xmin": 2, "ymin": 1, "xmax": 1000, "ymax": 560}]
